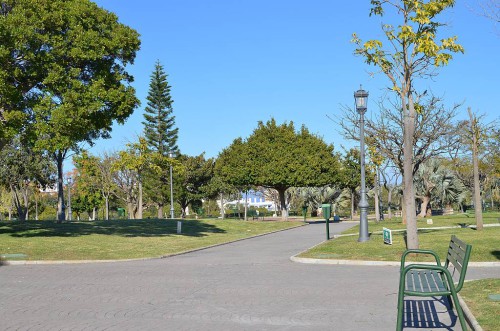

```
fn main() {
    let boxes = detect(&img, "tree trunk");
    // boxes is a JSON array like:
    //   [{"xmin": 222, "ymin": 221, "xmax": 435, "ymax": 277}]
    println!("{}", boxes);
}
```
[
  {"xmin": 55, "ymin": 151, "xmax": 66, "ymax": 223},
  {"xmin": 137, "ymin": 179, "xmax": 143, "ymax": 219},
  {"xmin": 374, "ymin": 170, "xmax": 380, "ymax": 222},
  {"xmin": 278, "ymin": 188, "xmax": 288, "ymax": 221},
  {"xmin": 418, "ymin": 195, "xmax": 431, "ymax": 218},
  {"xmin": 157, "ymin": 204, "xmax": 163, "ymax": 219},
  {"xmin": 105, "ymin": 196, "xmax": 109, "ymax": 220},
  {"xmin": 469, "ymin": 108, "xmax": 483, "ymax": 230},
  {"xmin": 244, "ymin": 191, "xmax": 248, "ymax": 221},
  {"xmin": 11, "ymin": 188, "xmax": 27, "ymax": 221},
  {"xmin": 127, "ymin": 202, "xmax": 135, "ymax": 219},
  {"xmin": 220, "ymin": 193, "xmax": 225, "ymax": 220},
  {"xmin": 387, "ymin": 187, "xmax": 393, "ymax": 219},
  {"xmin": 403, "ymin": 96, "xmax": 419, "ymax": 249},
  {"xmin": 350, "ymin": 189, "xmax": 355, "ymax": 221},
  {"xmin": 35, "ymin": 195, "xmax": 39, "ymax": 221}
]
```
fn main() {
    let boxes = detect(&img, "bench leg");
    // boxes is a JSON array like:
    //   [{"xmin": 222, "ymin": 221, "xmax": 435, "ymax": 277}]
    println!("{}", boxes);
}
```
[
  {"xmin": 450, "ymin": 290, "xmax": 467, "ymax": 331},
  {"xmin": 396, "ymin": 274, "xmax": 406, "ymax": 330}
]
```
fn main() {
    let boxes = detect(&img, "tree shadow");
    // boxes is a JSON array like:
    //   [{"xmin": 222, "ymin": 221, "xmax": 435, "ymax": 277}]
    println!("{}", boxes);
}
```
[
  {"xmin": 0, "ymin": 219, "xmax": 226, "ymax": 238},
  {"xmin": 491, "ymin": 250, "xmax": 500, "ymax": 260}
]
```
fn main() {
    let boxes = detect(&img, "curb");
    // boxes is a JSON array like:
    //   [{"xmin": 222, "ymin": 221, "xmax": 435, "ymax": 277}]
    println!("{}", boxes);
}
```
[
  {"xmin": 458, "ymin": 293, "xmax": 483, "ymax": 331},
  {"xmin": 290, "ymin": 256, "xmax": 500, "ymax": 267},
  {"xmin": 1, "ymin": 223, "xmax": 307, "ymax": 266}
]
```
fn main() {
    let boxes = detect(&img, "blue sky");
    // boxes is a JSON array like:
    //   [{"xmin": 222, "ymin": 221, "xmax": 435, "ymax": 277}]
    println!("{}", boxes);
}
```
[{"xmin": 89, "ymin": 0, "xmax": 499, "ymax": 160}]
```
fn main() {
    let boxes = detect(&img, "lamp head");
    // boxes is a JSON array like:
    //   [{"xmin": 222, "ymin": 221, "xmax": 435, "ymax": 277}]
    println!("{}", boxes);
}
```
[{"xmin": 354, "ymin": 86, "xmax": 369, "ymax": 114}]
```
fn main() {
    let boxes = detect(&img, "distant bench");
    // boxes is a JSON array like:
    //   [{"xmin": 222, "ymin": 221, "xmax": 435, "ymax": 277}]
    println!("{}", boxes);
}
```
[
  {"xmin": 397, "ymin": 235, "xmax": 472, "ymax": 330},
  {"xmin": 249, "ymin": 210, "xmax": 264, "ymax": 220}
]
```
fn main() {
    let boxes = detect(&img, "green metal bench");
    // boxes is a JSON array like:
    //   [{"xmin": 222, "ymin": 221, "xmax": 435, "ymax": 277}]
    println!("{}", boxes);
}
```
[
  {"xmin": 249, "ymin": 210, "xmax": 264, "ymax": 220},
  {"xmin": 397, "ymin": 235, "xmax": 472, "ymax": 331}
]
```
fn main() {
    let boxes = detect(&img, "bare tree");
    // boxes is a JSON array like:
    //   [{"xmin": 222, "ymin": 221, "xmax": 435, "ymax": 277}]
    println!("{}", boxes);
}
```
[{"xmin": 339, "ymin": 94, "xmax": 460, "ymax": 222}]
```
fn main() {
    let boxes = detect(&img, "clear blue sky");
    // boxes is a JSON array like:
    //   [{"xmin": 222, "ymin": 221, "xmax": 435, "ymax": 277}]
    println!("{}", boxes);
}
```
[{"xmin": 90, "ymin": 0, "xmax": 499, "ymax": 160}]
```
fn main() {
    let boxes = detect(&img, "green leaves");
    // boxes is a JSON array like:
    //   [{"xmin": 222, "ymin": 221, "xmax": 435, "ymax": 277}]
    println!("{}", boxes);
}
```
[
  {"xmin": 352, "ymin": 0, "xmax": 463, "ymax": 82},
  {"xmin": 216, "ymin": 119, "xmax": 340, "ymax": 191}
]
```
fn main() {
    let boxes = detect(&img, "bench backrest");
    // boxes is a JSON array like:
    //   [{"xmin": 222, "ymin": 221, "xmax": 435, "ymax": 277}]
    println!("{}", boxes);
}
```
[{"xmin": 444, "ymin": 235, "xmax": 472, "ymax": 292}]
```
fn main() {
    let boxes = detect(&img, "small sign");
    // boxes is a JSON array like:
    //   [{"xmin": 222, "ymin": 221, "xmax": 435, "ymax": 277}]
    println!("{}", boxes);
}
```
[
  {"xmin": 383, "ymin": 227, "xmax": 392, "ymax": 245},
  {"xmin": 427, "ymin": 219, "xmax": 433, "ymax": 224}
]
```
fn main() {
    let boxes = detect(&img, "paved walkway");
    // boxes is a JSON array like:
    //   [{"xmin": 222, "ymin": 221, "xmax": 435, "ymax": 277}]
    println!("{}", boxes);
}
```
[{"xmin": 0, "ymin": 222, "xmax": 498, "ymax": 330}]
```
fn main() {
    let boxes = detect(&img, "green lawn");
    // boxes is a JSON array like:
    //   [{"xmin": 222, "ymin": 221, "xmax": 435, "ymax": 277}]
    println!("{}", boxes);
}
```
[
  {"xmin": 299, "ymin": 212, "xmax": 500, "ymax": 262},
  {"xmin": 0, "ymin": 219, "xmax": 303, "ymax": 261},
  {"xmin": 461, "ymin": 279, "xmax": 500, "ymax": 331},
  {"xmin": 342, "ymin": 211, "xmax": 500, "ymax": 234}
]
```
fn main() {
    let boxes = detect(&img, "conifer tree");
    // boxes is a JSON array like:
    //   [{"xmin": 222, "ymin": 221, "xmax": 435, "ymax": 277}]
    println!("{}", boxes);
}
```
[
  {"xmin": 142, "ymin": 61, "xmax": 179, "ymax": 155},
  {"xmin": 142, "ymin": 61, "xmax": 179, "ymax": 218}
]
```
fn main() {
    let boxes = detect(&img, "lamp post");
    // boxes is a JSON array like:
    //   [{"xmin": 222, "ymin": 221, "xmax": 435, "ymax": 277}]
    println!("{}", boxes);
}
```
[
  {"xmin": 354, "ymin": 86, "xmax": 370, "ymax": 242},
  {"xmin": 66, "ymin": 176, "xmax": 73, "ymax": 221},
  {"xmin": 169, "ymin": 152, "xmax": 180, "ymax": 233}
]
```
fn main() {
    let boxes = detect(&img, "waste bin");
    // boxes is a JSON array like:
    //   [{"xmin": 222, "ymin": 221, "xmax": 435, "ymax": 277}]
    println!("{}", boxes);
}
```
[
  {"xmin": 321, "ymin": 204, "xmax": 331, "ymax": 221},
  {"xmin": 117, "ymin": 208, "xmax": 125, "ymax": 218},
  {"xmin": 321, "ymin": 204, "xmax": 331, "ymax": 240}
]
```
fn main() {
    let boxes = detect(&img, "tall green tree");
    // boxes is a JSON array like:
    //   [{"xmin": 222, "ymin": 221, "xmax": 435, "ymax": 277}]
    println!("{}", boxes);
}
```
[
  {"xmin": 173, "ymin": 154, "xmax": 214, "ymax": 218},
  {"xmin": 142, "ymin": 61, "xmax": 179, "ymax": 156},
  {"xmin": 352, "ymin": 0, "xmax": 464, "ymax": 249},
  {"xmin": 0, "ymin": 0, "xmax": 140, "ymax": 222},
  {"xmin": 216, "ymin": 119, "xmax": 340, "ymax": 220},
  {"xmin": 142, "ymin": 61, "xmax": 179, "ymax": 217}
]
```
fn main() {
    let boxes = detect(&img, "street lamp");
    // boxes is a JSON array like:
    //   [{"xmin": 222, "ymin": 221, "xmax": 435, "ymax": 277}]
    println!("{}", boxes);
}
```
[
  {"xmin": 169, "ymin": 151, "xmax": 180, "ymax": 233},
  {"xmin": 354, "ymin": 86, "xmax": 370, "ymax": 242},
  {"xmin": 66, "ymin": 176, "xmax": 73, "ymax": 221}
]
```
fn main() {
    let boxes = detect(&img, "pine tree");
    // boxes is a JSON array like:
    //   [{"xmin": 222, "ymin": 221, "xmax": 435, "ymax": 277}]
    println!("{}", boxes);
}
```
[
  {"xmin": 142, "ymin": 61, "xmax": 179, "ymax": 218},
  {"xmin": 142, "ymin": 61, "xmax": 179, "ymax": 155}
]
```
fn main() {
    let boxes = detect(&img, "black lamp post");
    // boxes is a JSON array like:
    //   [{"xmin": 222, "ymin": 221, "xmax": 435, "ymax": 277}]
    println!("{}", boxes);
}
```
[{"xmin": 354, "ymin": 86, "xmax": 370, "ymax": 242}]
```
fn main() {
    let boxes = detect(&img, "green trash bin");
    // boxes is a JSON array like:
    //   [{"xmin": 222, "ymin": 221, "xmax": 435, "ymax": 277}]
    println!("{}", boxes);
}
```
[
  {"xmin": 321, "ymin": 204, "xmax": 331, "ymax": 220},
  {"xmin": 117, "ymin": 208, "xmax": 125, "ymax": 218},
  {"xmin": 321, "ymin": 204, "xmax": 331, "ymax": 240}
]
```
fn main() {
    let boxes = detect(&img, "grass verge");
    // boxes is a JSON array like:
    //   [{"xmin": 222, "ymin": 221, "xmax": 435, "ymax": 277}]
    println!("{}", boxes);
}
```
[
  {"xmin": 0, "ymin": 219, "xmax": 303, "ymax": 261},
  {"xmin": 299, "ymin": 223, "xmax": 499, "ymax": 262},
  {"xmin": 342, "ymin": 212, "xmax": 500, "ymax": 235},
  {"xmin": 461, "ymin": 279, "xmax": 500, "ymax": 331}
]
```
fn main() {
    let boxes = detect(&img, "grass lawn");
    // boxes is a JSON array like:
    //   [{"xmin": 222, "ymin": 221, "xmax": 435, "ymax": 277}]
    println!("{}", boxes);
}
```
[
  {"xmin": 460, "ymin": 279, "xmax": 500, "ymax": 331},
  {"xmin": 342, "ymin": 211, "xmax": 500, "ymax": 234},
  {"xmin": 299, "ymin": 212, "xmax": 500, "ymax": 262},
  {"xmin": 0, "ymin": 219, "xmax": 303, "ymax": 261}
]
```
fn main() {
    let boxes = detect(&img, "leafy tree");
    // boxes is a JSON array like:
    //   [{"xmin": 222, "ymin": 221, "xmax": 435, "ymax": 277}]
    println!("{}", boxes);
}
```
[
  {"xmin": 339, "ymin": 148, "xmax": 363, "ymax": 220},
  {"xmin": 216, "ymin": 119, "xmax": 340, "ymax": 220},
  {"xmin": 414, "ymin": 158, "xmax": 467, "ymax": 216},
  {"xmin": 352, "ymin": 1, "xmax": 464, "ymax": 249},
  {"xmin": 114, "ymin": 138, "xmax": 152, "ymax": 219},
  {"xmin": 0, "ymin": 136, "xmax": 55, "ymax": 220},
  {"xmin": 73, "ymin": 151, "xmax": 117, "ymax": 220},
  {"xmin": 0, "ymin": 0, "xmax": 140, "ymax": 222},
  {"xmin": 174, "ymin": 154, "xmax": 214, "ymax": 218}
]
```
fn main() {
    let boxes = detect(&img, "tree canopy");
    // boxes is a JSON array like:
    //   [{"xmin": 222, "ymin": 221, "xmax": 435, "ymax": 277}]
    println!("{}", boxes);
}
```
[
  {"xmin": 0, "ymin": 0, "xmax": 141, "ymax": 221},
  {"xmin": 216, "ymin": 119, "xmax": 341, "ymax": 220}
]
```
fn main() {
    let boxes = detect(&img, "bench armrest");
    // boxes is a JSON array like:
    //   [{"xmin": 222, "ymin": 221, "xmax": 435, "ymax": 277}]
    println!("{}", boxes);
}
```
[{"xmin": 400, "ymin": 249, "xmax": 441, "ymax": 272}]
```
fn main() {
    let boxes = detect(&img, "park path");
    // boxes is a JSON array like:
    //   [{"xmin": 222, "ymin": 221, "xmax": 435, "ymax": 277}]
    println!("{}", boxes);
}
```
[{"xmin": 1, "ymin": 222, "xmax": 497, "ymax": 330}]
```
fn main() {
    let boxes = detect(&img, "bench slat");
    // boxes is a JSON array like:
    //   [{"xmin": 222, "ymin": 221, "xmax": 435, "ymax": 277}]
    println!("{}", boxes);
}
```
[
  {"xmin": 447, "ymin": 250, "xmax": 464, "ymax": 273},
  {"xmin": 406, "ymin": 270, "xmax": 447, "ymax": 293},
  {"xmin": 449, "ymin": 240, "xmax": 466, "ymax": 260}
]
